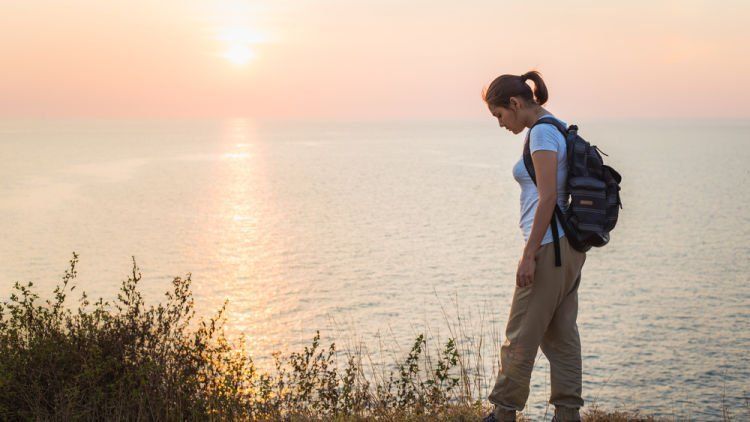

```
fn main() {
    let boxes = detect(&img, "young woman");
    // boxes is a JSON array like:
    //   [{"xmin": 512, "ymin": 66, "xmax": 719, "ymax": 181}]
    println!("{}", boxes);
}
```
[{"xmin": 482, "ymin": 71, "xmax": 587, "ymax": 422}]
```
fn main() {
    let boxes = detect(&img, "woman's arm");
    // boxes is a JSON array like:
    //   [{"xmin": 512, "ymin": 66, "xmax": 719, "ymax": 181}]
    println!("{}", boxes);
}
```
[{"xmin": 516, "ymin": 150, "xmax": 558, "ymax": 287}]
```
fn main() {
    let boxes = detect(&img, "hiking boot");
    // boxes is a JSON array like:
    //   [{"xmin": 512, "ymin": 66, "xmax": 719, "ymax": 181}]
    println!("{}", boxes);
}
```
[
  {"xmin": 482, "ymin": 405, "xmax": 516, "ymax": 422},
  {"xmin": 551, "ymin": 406, "xmax": 581, "ymax": 422}
]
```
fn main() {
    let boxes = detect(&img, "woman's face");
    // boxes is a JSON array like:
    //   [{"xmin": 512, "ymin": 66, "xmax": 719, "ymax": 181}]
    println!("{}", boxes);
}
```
[{"xmin": 489, "ymin": 101, "xmax": 524, "ymax": 135}]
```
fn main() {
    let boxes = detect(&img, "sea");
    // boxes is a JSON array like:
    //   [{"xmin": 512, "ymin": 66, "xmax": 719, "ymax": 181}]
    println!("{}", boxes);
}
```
[{"xmin": 1, "ymin": 118, "xmax": 748, "ymax": 419}]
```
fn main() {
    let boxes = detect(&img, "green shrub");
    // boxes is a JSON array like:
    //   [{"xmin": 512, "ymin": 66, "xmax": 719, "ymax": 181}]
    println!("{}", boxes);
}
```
[{"xmin": 0, "ymin": 254, "xmax": 470, "ymax": 421}]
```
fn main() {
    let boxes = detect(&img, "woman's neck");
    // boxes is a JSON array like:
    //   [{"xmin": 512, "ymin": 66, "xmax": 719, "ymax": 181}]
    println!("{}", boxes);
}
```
[{"xmin": 524, "ymin": 106, "xmax": 550, "ymax": 128}]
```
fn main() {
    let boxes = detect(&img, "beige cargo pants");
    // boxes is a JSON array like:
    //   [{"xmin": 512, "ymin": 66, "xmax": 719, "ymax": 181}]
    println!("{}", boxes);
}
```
[{"xmin": 488, "ymin": 236, "xmax": 587, "ymax": 411}]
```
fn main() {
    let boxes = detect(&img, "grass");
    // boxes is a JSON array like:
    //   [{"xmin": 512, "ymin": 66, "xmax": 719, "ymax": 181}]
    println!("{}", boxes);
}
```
[{"xmin": 0, "ymin": 253, "xmax": 744, "ymax": 421}]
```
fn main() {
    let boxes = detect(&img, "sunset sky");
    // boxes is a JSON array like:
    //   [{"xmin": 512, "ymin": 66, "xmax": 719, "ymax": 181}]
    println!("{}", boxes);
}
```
[{"xmin": 2, "ymin": 0, "xmax": 749, "ymax": 120}]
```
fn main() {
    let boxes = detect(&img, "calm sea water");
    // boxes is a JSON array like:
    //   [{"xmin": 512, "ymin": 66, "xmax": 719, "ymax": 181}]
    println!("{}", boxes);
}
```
[{"xmin": 1, "ymin": 118, "xmax": 748, "ymax": 419}]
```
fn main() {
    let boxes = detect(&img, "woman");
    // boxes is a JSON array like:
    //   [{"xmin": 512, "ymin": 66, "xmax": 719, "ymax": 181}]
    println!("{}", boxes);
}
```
[{"xmin": 482, "ymin": 71, "xmax": 586, "ymax": 422}]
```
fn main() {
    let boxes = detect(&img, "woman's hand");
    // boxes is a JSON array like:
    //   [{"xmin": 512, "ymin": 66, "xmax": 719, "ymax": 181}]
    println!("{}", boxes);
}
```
[{"xmin": 516, "ymin": 253, "xmax": 536, "ymax": 287}]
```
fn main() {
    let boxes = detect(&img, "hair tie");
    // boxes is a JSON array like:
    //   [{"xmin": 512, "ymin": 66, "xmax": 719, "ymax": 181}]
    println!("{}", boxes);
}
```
[{"xmin": 519, "ymin": 74, "xmax": 527, "ymax": 82}]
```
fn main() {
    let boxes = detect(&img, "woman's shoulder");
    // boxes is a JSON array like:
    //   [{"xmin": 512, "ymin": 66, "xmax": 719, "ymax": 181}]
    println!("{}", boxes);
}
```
[{"xmin": 529, "ymin": 116, "xmax": 566, "ymax": 153}]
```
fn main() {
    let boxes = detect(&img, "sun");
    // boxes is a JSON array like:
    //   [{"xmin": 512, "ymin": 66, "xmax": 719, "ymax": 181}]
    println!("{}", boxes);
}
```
[
  {"xmin": 216, "ymin": 26, "xmax": 264, "ymax": 66},
  {"xmin": 222, "ymin": 44, "xmax": 255, "ymax": 65}
]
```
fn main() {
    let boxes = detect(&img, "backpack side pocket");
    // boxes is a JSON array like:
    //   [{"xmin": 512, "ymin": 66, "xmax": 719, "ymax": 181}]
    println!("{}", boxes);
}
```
[{"xmin": 602, "ymin": 165, "xmax": 622, "ymax": 232}]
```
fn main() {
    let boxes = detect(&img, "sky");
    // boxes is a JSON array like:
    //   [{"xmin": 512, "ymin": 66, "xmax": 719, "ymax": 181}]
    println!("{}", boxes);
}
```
[{"xmin": 2, "ymin": 0, "xmax": 749, "ymax": 120}]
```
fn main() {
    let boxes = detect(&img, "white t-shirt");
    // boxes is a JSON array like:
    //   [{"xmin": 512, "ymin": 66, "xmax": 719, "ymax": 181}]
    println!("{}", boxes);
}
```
[{"xmin": 511, "ymin": 114, "xmax": 570, "ymax": 245}]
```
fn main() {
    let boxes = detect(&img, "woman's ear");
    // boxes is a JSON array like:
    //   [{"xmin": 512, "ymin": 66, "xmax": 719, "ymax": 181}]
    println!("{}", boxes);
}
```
[{"xmin": 509, "ymin": 97, "xmax": 521, "ymax": 112}]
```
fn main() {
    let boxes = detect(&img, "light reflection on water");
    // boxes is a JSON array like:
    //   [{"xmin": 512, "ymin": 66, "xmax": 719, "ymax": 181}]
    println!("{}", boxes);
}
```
[{"xmin": 0, "ymin": 118, "xmax": 748, "ymax": 419}]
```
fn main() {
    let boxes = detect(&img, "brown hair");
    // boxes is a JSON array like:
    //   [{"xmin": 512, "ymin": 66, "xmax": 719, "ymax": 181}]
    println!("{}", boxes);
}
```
[{"xmin": 482, "ymin": 70, "xmax": 548, "ymax": 108}]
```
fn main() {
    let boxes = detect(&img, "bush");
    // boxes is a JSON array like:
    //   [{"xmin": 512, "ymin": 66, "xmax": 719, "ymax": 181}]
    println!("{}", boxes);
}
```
[{"xmin": 0, "ymin": 253, "xmax": 473, "ymax": 421}]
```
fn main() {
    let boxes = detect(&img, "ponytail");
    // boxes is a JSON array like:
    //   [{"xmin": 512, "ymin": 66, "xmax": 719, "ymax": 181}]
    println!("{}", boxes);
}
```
[{"xmin": 520, "ymin": 71, "xmax": 548, "ymax": 106}]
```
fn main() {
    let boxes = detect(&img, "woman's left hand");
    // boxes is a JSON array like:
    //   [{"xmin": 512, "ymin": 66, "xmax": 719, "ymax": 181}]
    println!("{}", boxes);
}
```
[{"xmin": 516, "ymin": 253, "xmax": 536, "ymax": 287}]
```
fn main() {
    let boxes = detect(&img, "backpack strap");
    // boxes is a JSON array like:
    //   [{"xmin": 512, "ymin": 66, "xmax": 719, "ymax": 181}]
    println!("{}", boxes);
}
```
[
  {"xmin": 533, "ymin": 116, "xmax": 568, "ymax": 136},
  {"xmin": 523, "ymin": 118, "xmax": 568, "ymax": 267}
]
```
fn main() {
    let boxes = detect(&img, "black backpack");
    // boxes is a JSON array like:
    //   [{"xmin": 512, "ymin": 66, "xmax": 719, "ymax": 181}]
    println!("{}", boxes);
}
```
[{"xmin": 523, "ymin": 117, "xmax": 622, "ymax": 267}]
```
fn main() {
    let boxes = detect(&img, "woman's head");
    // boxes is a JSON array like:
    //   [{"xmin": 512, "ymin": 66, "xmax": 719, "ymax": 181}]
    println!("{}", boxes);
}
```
[{"xmin": 483, "ymin": 71, "xmax": 549, "ymax": 134}]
